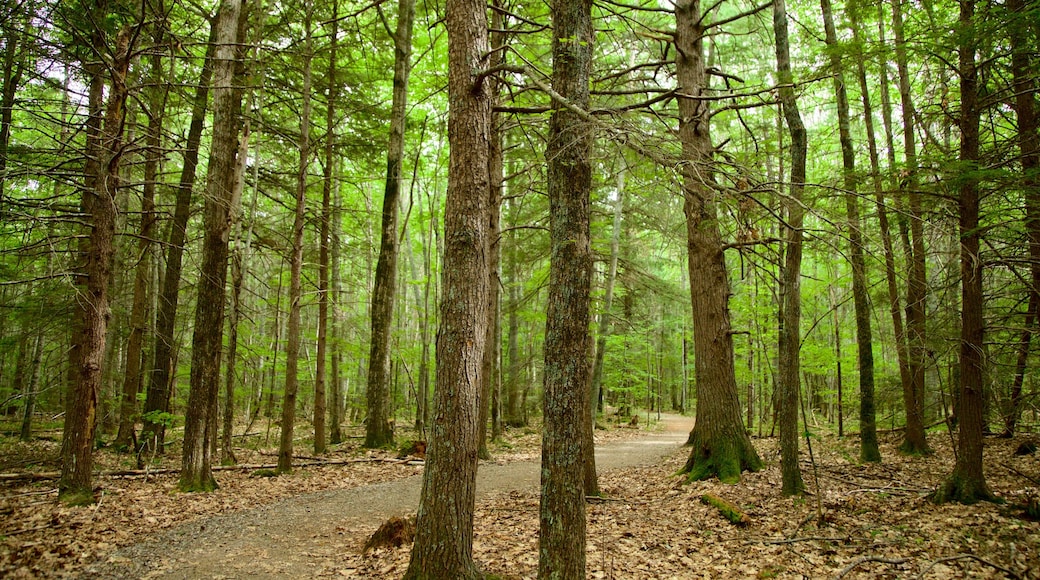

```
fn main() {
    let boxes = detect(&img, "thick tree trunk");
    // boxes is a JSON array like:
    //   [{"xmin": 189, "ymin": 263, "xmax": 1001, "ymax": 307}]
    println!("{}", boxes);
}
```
[
  {"xmin": 773, "ymin": 0, "xmax": 807, "ymax": 496},
  {"xmin": 539, "ymin": 0, "xmax": 594, "ymax": 574},
  {"xmin": 278, "ymin": 1, "xmax": 313, "ymax": 474},
  {"xmin": 141, "ymin": 20, "xmax": 218, "ymax": 454},
  {"xmin": 61, "ymin": 21, "xmax": 131, "ymax": 505},
  {"xmin": 401, "ymin": 0, "xmax": 491, "ymax": 572},
  {"xmin": 179, "ymin": 0, "xmax": 244, "ymax": 492},
  {"xmin": 1003, "ymin": 0, "xmax": 1040, "ymax": 437},
  {"xmin": 675, "ymin": 0, "xmax": 762, "ymax": 484},
  {"xmin": 891, "ymin": 0, "xmax": 931, "ymax": 455},
  {"xmin": 934, "ymin": 0, "xmax": 994, "ymax": 504},
  {"xmin": 365, "ymin": 0, "xmax": 415, "ymax": 449}
]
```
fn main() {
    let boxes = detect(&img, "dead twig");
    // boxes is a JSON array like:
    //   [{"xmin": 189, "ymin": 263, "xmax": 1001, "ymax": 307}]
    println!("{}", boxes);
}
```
[
  {"xmin": 835, "ymin": 556, "xmax": 908, "ymax": 578},
  {"xmin": 747, "ymin": 536, "xmax": 850, "ymax": 545},
  {"xmin": 1002, "ymin": 462, "xmax": 1040, "ymax": 486},
  {"xmin": 916, "ymin": 553, "xmax": 1021, "ymax": 579}
]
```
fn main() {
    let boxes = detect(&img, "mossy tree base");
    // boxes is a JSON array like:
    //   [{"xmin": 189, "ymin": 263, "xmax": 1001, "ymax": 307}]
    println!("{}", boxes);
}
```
[
  {"xmin": 178, "ymin": 476, "xmax": 218, "ymax": 493},
  {"xmin": 899, "ymin": 440, "xmax": 933, "ymax": 456},
  {"xmin": 680, "ymin": 431, "xmax": 762, "ymax": 484},
  {"xmin": 931, "ymin": 475, "xmax": 999, "ymax": 505},
  {"xmin": 58, "ymin": 488, "xmax": 95, "ymax": 507}
]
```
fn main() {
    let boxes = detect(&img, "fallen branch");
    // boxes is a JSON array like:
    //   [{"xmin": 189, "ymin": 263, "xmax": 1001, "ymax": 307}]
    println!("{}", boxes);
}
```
[
  {"xmin": 1002, "ymin": 462, "xmax": 1040, "ymax": 486},
  {"xmin": 700, "ymin": 493, "xmax": 750, "ymax": 526},
  {"xmin": 916, "ymin": 553, "xmax": 1021, "ymax": 580},
  {"xmin": 835, "ymin": 556, "xmax": 908, "ymax": 579},
  {"xmin": 748, "ymin": 536, "xmax": 849, "ymax": 545}
]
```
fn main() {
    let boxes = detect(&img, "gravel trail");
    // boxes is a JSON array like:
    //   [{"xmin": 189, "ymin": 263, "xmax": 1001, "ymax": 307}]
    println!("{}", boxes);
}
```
[{"xmin": 86, "ymin": 415, "xmax": 692, "ymax": 579}]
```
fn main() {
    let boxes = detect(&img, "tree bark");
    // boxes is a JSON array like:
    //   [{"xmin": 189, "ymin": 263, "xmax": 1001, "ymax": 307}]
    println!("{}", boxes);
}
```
[
  {"xmin": 891, "ymin": 0, "xmax": 931, "ymax": 455},
  {"xmin": 401, "ymin": 0, "xmax": 491, "ymax": 572},
  {"xmin": 825, "ymin": 0, "xmax": 879, "ymax": 462},
  {"xmin": 773, "ymin": 0, "xmax": 807, "ymax": 496},
  {"xmin": 141, "ymin": 19, "xmax": 218, "ymax": 454},
  {"xmin": 539, "ymin": 0, "xmax": 594, "ymax": 574},
  {"xmin": 675, "ymin": 0, "xmax": 762, "ymax": 484},
  {"xmin": 60, "ymin": 19, "xmax": 132, "ymax": 505},
  {"xmin": 933, "ymin": 0, "xmax": 994, "ymax": 504},
  {"xmin": 179, "ymin": 0, "xmax": 244, "ymax": 492}
]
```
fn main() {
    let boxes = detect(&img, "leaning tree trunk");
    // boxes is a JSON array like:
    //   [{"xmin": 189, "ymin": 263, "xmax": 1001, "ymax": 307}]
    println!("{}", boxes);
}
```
[
  {"xmin": 933, "ymin": 0, "xmax": 994, "ymax": 504},
  {"xmin": 1003, "ymin": 0, "xmax": 1040, "ymax": 437},
  {"xmin": 539, "ymin": 0, "xmax": 594, "ymax": 574},
  {"xmin": 179, "ymin": 0, "xmax": 244, "ymax": 492},
  {"xmin": 675, "ymin": 0, "xmax": 762, "ymax": 484},
  {"xmin": 826, "ymin": 0, "xmax": 879, "ymax": 463},
  {"xmin": 773, "ymin": 0, "xmax": 807, "ymax": 496},
  {"xmin": 401, "ymin": 0, "xmax": 491, "ymax": 573},
  {"xmin": 892, "ymin": 0, "xmax": 931, "ymax": 455},
  {"xmin": 140, "ymin": 20, "xmax": 218, "ymax": 454},
  {"xmin": 365, "ymin": 0, "xmax": 416, "ymax": 449},
  {"xmin": 60, "ymin": 21, "xmax": 132, "ymax": 505}
]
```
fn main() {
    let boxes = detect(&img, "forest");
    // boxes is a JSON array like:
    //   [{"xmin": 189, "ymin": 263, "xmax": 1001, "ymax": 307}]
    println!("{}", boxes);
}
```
[{"xmin": 0, "ymin": 0, "xmax": 1039, "ymax": 577}]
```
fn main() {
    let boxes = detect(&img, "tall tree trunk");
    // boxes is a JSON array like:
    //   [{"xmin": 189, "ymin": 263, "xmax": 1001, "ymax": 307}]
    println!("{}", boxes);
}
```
[
  {"xmin": 329, "ymin": 185, "xmax": 345, "ymax": 444},
  {"xmin": 60, "ymin": 19, "xmax": 132, "ymax": 505},
  {"xmin": 402, "ymin": 0, "xmax": 491, "ymax": 572},
  {"xmin": 1003, "ymin": 0, "xmax": 1040, "ymax": 437},
  {"xmin": 773, "ymin": 0, "xmax": 807, "ymax": 496},
  {"xmin": 891, "ymin": 0, "xmax": 931, "ymax": 455},
  {"xmin": 933, "ymin": 0, "xmax": 994, "ymax": 503},
  {"xmin": 141, "ymin": 20, "xmax": 218, "ymax": 454},
  {"xmin": 115, "ymin": 13, "xmax": 164, "ymax": 449},
  {"xmin": 278, "ymin": 0, "xmax": 313, "ymax": 474},
  {"xmin": 539, "ymin": 0, "xmax": 594, "ymax": 573},
  {"xmin": 179, "ymin": 0, "xmax": 244, "ymax": 492},
  {"xmin": 826, "ymin": 0, "xmax": 879, "ymax": 462},
  {"xmin": 19, "ymin": 330, "xmax": 43, "ymax": 441},
  {"xmin": 675, "ymin": 0, "xmax": 762, "ymax": 484},
  {"xmin": 590, "ymin": 177, "xmax": 623, "ymax": 418},
  {"xmin": 315, "ymin": 0, "xmax": 340, "ymax": 455},
  {"xmin": 0, "ymin": 0, "xmax": 32, "ymax": 220},
  {"xmin": 365, "ymin": 0, "xmax": 416, "ymax": 449}
]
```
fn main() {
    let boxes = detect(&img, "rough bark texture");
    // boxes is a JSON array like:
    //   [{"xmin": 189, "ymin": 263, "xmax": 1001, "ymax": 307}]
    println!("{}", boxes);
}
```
[
  {"xmin": 61, "ymin": 20, "xmax": 130, "ymax": 505},
  {"xmin": 277, "ymin": 1, "xmax": 313, "ymax": 475},
  {"xmin": 675, "ymin": 0, "xmax": 762, "ymax": 485},
  {"xmin": 180, "ymin": 0, "xmax": 243, "ymax": 493},
  {"xmin": 827, "ymin": 0, "xmax": 879, "ymax": 463},
  {"xmin": 1003, "ymin": 0, "xmax": 1040, "ymax": 437},
  {"xmin": 141, "ymin": 21, "xmax": 218, "ymax": 453},
  {"xmin": 934, "ymin": 0, "xmax": 994, "ymax": 504},
  {"xmin": 401, "ymin": 0, "xmax": 491, "ymax": 572},
  {"xmin": 773, "ymin": 0, "xmax": 807, "ymax": 496},
  {"xmin": 539, "ymin": 0, "xmax": 594, "ymax": 575},
  {"xmin": 365, "ymin": 0, "xmax": 415, "ymax": 450},
  {"xmin": 891, "ymin": 0, "xmax": 931, "ymax": 455}
]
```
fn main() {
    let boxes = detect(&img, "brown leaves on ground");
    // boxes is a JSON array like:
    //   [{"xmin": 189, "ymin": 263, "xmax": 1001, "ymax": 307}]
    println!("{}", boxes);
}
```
[{"xmin": 2, "ymin": 423, "xmax": 1039, "ymax": 579}]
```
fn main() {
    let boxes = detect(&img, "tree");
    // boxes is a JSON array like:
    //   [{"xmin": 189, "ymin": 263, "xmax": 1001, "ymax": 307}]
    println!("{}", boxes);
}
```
[
  {"xmin": 539, "ymin": 0, "xmax": 594, "ymax": 573},
  {"xmin": 365, "ymin": 0, "xmax": 417, "ymax": 449},
  {"xmin": 179, "ymin": 0, "xmax": 244, "ymax": 492},
  {"xmin": 402, "ymin": 0, "xmax": 491, "ymax": 573},
  {"xmin": 933, "ymin": 0, "xmax": 995, "ymax": 505},
  {"xmin": 277, "ymin": 0, "xmax": 315, "ymax": 475},
  {"xmin": 60, "ymin": 9, "xmax": 133, "ymax": 505},
  {"xmin": 675, "ymin": 0, "xmax": 762, "ymax": 484}
]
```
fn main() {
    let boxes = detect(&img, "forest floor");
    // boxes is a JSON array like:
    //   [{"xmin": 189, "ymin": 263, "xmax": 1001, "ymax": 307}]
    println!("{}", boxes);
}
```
[{"xmin": 0, "ymin": 415, "xmax": 1037, "ymax": 579}]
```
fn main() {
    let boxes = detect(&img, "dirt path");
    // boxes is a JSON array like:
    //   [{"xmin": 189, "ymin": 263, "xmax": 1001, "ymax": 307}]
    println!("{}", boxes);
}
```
[{"xmin": 87, "ymin": 415, "xmax": 692, "ymax": 579}]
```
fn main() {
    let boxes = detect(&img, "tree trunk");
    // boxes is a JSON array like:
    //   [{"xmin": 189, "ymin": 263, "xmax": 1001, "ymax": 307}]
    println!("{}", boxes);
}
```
[
  {"xmin": 891, "ymin": 0, "xmax": 931, "ymax": 455},
  {"xmin": 933, "ymin": 0, "xmax": 994, "ymax": 504},
  {"xmin": 0, "ymin": 1, "xmax": 31, "ymax": 222},
  {"xmin": 278, "ymin": 0, "xmax": 313, "ymax": 474},
  {"xmin": 773, "ymin": 0, "xmax": 807, "ymax": 496},
  {"xmin": 539, "ymin": 0, "xmax": 594, "ymax": 574},
  {"xmin": 590, "ymin": 179, "xmax": 623, "ymax": 419},
  {"xmin": 19, "ymin": 331, "xmax": 43, "ymax": 441},
  {"xmin": 60, "ymin": 20, "xmax": 132, "ymax": 505},
  {"xmin": 675, "ymin": 0, "xmax": 762, "ymax": 485},
  {"xmin": 330, "ymin": 179, "xmax": 345, "ymax": 444},
  {"xmin": 823, "ymin": 0, "xmax": 879, "ymax": 462},
  {"xmin": 180, "ymin": 0, "xmax": 244, "ymax": 492},
  {"xmin": 141, "ymin": 20, "xmax": 218, "ymax": 454},
  {"xmin": 401, "ymin": 0, "xmax": 491, "ymax": 572},
  {"xmin": 365, "ymin": 0, "xmax": 416, "ymax": 449},
  {"xmin": 1003, "ymin": 0, "xmax": 1040, "ymax": 437},
  {"xmin": 115, "ymin": 15, "xmax": 164, "ymax": 450}
]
